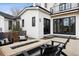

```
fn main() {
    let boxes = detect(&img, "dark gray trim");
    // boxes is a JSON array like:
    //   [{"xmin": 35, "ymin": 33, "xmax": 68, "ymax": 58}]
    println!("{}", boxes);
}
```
[{"xmin": 0, "ymin": 11, "xmax": 14, "ymax": 19}]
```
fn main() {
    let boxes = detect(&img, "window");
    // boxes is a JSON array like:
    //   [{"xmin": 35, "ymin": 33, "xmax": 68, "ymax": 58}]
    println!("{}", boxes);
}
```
[
  {"xmin": 32, "ymin": 17, "xmax": 35, "ymax": 26},
  {"xmin": 59, "ymin": 3, "xmax": 66, "ymax": 11},
  {"xmin": 50, "ymin": 7, "xmax": 53, "ymax": 13},
  {"xmin": 63, "ymin": 18, "xmax": 69, "ymax": 26},
  {"xmin": 22, "ymin": 19, "xmax": 24, "ymax": 27},
  {"xmin": 45, "ymin": 3, "xmax": 47, "ymax": 8},
  {"xmin": 59, "ymin": 3, "xmax": 72, "ymax": 11},
  {"xmin": 9, "ymin": 21, "xmax": 12, "ymax": 30},
  {"xmin": 66, "ymin": 3, "xmax": 72, "ymax": 10},
  {"xmin": 53, "ymin": 16, "xmax": 76, "ymax": 35}
]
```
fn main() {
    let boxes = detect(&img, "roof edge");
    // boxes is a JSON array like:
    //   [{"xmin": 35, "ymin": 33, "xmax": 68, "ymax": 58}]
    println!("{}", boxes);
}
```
[{"xmin": 18, "ymin": 6, "xmax": 52, "ymax": 17}]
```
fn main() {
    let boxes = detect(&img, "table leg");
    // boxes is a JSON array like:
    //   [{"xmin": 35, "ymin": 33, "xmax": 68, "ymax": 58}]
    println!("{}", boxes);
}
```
[
  {"xmin": 40, "ymin": 48, "xmax": 43, "ymax": 55},
  {"xmin": 51, "ymin": 41, "xmax": 54, "ymax": 46}
]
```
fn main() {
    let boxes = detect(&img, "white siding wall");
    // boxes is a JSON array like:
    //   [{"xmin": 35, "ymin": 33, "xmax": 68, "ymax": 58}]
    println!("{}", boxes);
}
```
[
  {"xmin": 71, "ymin": 3, "xmax": 78, "ymax": 8},
  {"xmin": 0, "ymin": 15, "xmax": 10, "ymax": 32},
  {"xmin": 20, "ymin": 10, "xmax": 39, "ymax": 38},
  {"xmin": 20, "ymin": 9, "xmax": 52, "ymax": 38},
  {"xmin": 76, "ymin": 14, "xmax": 79, "ymax": 38},
  {"xmin": 38, "ymin": 10, "xmax": 51, "ymax": 38},
  {"xmin": 4, "ymin": 18, "xmax": 9, "ymax": 32},
  {"xmin": 0, "ymin": 15, "xmax": 4, "ymax": 32}
]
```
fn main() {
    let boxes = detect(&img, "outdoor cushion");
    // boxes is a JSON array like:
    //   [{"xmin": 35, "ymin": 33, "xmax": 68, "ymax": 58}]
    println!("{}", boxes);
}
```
[
  {"xmin": 19, "ymin": 36, "xmax": 26, "ymax": 40},
  {"xmin": 0, "ymin": 40, "xmax": 4, "ymax": 45},
  {"xmin": 19, "ymin": 31, "xmax": 26, "ymax": 36},
  {"xmin": 4, "ymin": 38, "xmax": 9, "ymax": 44},
  {"xmin": 0, "ymin": 32, "xmax": 4, "ymax": 40},
  {"xmin": 0, "ymin": 38, "xmax": 12, "ymax": 46}
]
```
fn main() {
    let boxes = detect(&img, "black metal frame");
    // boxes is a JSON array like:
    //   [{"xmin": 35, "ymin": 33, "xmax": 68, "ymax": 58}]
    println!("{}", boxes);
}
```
[
  {"xmin": 53, "ymin": 16, "xmax": 76, "ymax": 35},
  {"xmin": 44, "ymin": 18, "xmax": 50, "ymax": 34},
  {"xmin": 40, "ymin": 36, "xmax": 71, "ymax": 56}
]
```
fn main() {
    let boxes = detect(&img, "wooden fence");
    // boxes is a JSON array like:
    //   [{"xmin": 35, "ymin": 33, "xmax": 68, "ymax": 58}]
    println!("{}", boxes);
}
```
[{"xmin": 3, "ymin": 31, "xmax": 19, "ymax": 42}]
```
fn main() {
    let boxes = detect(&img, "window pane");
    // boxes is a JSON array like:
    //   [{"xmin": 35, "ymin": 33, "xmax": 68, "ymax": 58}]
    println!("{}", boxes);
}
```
[
  {"xmin": 53, "ymin": 20, "xmax": 57, "ymax": 33},
  {"xmin": 53, "ymin": 16, "xmax": 76, "ymax": 35},
  {"xmin": 63, "ymin": 18, "xmax": 69, "ymax": 26},
  {"xmin": 45, "ymin": 3, "xmax": 47, "ymax": 8},
  {"xmin": 22, "ymin": 19, "xmax": 24, "ymax": 27},
  {"xmin": 59, "ymin": 3, "xmax": 66, "ymax": 11},
  {"xmin": 66, "ymin": 3, "xmax": 71, "ymax": 10},
  {"xmin": 70, "ymin": 16, "xmax": 76, "ymax": 35},
  {"xmin": 32, "ymin": 17, "xmax": 35, "ymax": 26},
  {"xmin": 9, "ymin": 21, "xmax": 12, "ymax": 30}
]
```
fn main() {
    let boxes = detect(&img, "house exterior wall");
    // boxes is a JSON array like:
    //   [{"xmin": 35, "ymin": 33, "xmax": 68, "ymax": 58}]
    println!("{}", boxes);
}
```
[
  {"xmin": 0, "ymin": 15, "xmax": 5, "ymax": 32},
  {"xmin": 20, "ymin": 10, "xmax": 39, "ymax": 38},
  {"xmin": 19, "ymin": 3, "xmax": 79, "ymax": 39},
  {"xmin": 20, "ymin": 9, "xmax": 52, "ymax": 38},
  {"xmin": 0, "ymin": 15, "xmax": 12, "ymax": 32},
  {"xmin": 38, "ymin": 10, "xmax": 51, "ymax": 38},
  {"xmin": 4, "ymin": 18, "xmax": 9, "ymax": 32},
  {"xmin": 52, "ymin": 12, "xmax": 79, "ymax": 38}
]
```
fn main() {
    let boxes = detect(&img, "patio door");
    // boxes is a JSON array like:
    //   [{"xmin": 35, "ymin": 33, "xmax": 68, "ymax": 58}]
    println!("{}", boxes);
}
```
[{"xmin": 44, "ymin": 18, "xmax": 50, "ymax": 34}]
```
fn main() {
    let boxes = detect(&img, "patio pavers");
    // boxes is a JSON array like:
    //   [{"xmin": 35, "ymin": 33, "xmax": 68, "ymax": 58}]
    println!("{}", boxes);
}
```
[
  {"xmin": 48, "ymin": 37, "xmax": 79, "ymax": 56},
  {"xmin": 63, "ymin": 39, "xmax": 79, "ymax": 56}
]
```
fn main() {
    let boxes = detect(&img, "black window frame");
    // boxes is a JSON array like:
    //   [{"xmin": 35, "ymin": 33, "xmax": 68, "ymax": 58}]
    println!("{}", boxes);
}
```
[
  {"xmin": 59, "ymin": 3, "xmax": 66, "ymax": 11},
  {"xmin": 59, "ymin": 3, "xmax": 72, "ymax": 11},
  {"xmin": 22, "ymin": 19, "xmax": 24, "ymax": 27},
  {"xmin": 45, "ymin": 3, "xmax": 47, "ymax": 8},
  {"xmin": 66, "ymin": 3, "xmax": 72, "ymax": 10},
  {"xmin": 32, "ymin": 17, "xmax": 36, "ymax": 27},
  {"xmin": 53, "ymin": 16, "xmax": 76, "ymax": 35},
  {"xmin": 9, "ymin": 20, "xmax": 12, "ymax": 30}
]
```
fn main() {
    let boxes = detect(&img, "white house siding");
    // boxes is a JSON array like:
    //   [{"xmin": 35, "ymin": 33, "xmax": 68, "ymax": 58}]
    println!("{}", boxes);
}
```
[
  {"xmin": 3, "ymin": 18, "xmax": 9, "ymax": 32},
  {"xmin": 20, "ymin": 10, "xmax": 40, "ymax": 38},
  {"xmin": 52, "ymin": 12, "xmax": 79, "ymax": 38},
  {"xmin": 76, "ymin": 14, "xmax": 79, "ymax": 38},
  {"xmin": 38, "ymin": 10, "xmax": 52, "ymax": 38},
  {"xmin": 0, "ymin": 15, "xmax": 4, "ymax": 32},
  {"xmin": 0, "ymin": 15, "xmax": 12, "ymax": 32},
  {"xmin": 20, "ymin": 8, "xmax": 53, "ymax": 38}
]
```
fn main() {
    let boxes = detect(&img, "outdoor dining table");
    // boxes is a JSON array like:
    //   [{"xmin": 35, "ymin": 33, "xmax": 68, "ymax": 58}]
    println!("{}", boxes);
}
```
[{"xmin": 0, "ymin": 38, "xmax": 67, "ymax": 56}]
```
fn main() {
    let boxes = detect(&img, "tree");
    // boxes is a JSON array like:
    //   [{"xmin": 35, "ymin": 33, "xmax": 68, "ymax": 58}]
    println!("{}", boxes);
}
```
[
  {"xmin": 11, "ymin": 8, "xmax": 22, "ymax": 32},
  {"xmin": 11, "ymin": 8, "xmax": 21, "ymax": 16},
  {"xmin": 12, "ymin": 21, "xmax": 22, "ymax": 32},
  {"xmin": 16, "ymin": 21, "xmax": 22, "ymax": 31}
]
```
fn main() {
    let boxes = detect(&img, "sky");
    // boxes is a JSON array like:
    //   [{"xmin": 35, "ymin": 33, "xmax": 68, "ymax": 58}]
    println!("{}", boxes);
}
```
[{"xmin": 0, "ymin": 3, "xmax": 32, "ymax": 15}]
